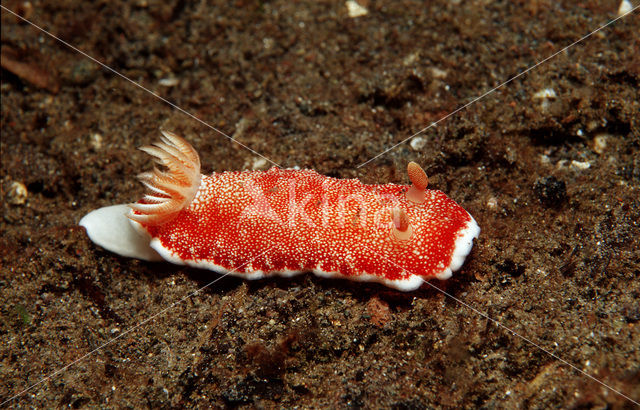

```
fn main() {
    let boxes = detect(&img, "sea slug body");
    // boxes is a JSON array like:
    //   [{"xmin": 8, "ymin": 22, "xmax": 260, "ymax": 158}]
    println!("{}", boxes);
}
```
[{"xmin": 80, "ymin": 131, "xmax": 480, "ymax": 291}]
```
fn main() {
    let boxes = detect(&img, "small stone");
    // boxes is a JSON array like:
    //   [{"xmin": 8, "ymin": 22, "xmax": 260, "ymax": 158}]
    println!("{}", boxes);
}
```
[
  {"xmin": 7, "ymin": 181, "xmax": 28, "ymax": 205},
  {"xmin": 586, "ymin": 120, "xmax": 599, "ymax": 132},
  {"xmin": 262, "ymin": 37, "xmax": 275, "ymax": 50},
  {"xmin": 66, "ymin": 59, "xmax": 99, "ymax": 86},
  {"xmin": 429, "ymin": 67, "xmax": 448, "ymax": 79},
  {"xmin": 402, "ymin": 52, "xmax": 419, "ymax": 66},
  {"xmin": 346, "ymin": 1, "xmax": 368, "ymax": 18},
  {"xmin": 532, "ymin": 88, "xmax": 557, "ymax": 112},
  {"xmin": 251, "ymin": 157, "xmax": 268, "ymax": 170},
  {"xmin": 593, "ymin": 134, "xmax": 608, "ymax": 154},
  {"xmin": 232, "ymin": 118, "xmax": 249, "ymax": 140},
  {"xmin": 618, "ymin": 0, "xmax": 632, "ymax": 16},
  {"xmin": 532, "ymin": 88, "xmax": 557, "ymax": 100},
  {"xmin": 410, "ymin": 136, "xmax": 426, "ymax": 151},
  {"xmin": 89, "ymin": 132, "xmax": 103, "ymax": 150},
  {"xmin": 539, "ymin": 154, "xmax": 551, "ymax": 165},
  {"xmin": 16, "ymin": 1, "xmax": 34, "ymax": 20},
  {"xmin": 486, "ymin": 196, "xmax": 498, "ymax": 209},
  {"xmin": 159, "ymin": 77, "xmax": 179, "ymax": 87},
  {"xmin": 534, "ymin": 176, "xmax": 566, "ymax": 207},
  {"xmin": 570, "ymin": 160, "xmax": 591, "ymax": 170}
]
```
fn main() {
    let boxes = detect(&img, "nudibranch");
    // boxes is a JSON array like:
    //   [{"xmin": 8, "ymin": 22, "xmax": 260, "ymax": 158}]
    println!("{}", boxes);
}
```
[{"xmin": 80, "ymin": 131, "xmax": 480, "ymax": 291}]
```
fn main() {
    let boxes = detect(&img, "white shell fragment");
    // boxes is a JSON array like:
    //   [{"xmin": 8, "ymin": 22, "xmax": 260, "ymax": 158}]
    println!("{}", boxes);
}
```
[
  {"xmin": 7, "ymin": 181, "xmax": 28, "ymax": 205},
  {"xmin": 429, "ymin": 67, "xmax": 448, "ymax": 79},
  {"xmin": 159, "ymin": 77, "xmax": 179, "ymax": 87},
  {"xmin": 533, "ymin": 88, "xmax": 557, "ymax": 100},
  {"xmin": 618, "ymin": 0, "xmax": 632, "ymax": 16},
  {"xmin": 593, "ymin": 134, "xmax": 609, "ymax": 154},
  {"xmin": 570, "ymin": 160, "xmax": 591, "ymax": 171},
  {"xmin": 410, "ymin": 136, "xmax": 427, "ymax": 151},
  {"xmin": 252, "ymin": 157, "xmax": 268, "ymax": 170},
  {"xmin": 346, "ymin": 1, "xmax": 368, "ymax": 18},
  {"xmin": 533, "ymin": 88, "xmax": 557, "ymax": 112}
]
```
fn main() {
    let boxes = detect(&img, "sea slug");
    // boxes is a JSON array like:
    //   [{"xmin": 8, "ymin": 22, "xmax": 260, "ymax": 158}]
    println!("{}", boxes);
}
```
[{"xmin": 80, "ymin": 131, "xmax": 480, "ymax": 291}]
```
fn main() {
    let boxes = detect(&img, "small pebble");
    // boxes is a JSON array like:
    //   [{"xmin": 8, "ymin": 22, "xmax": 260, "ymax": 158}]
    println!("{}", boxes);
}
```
[
  {"xmin": 346, "ymin": 1, "xmax": 368, "ymax": 17},
  {"xmin": 410, "ymin": 136, "xmax": 426, "ymax": 151},
  {"xmin": 251, "ymin": 157, "xmax": 268, "ymax": 170},
  {"xmin": 593, "ymin": 134, "xmax": 608, "ymax": 154},
  {"xmin": 429, "ymin": 67, "xmax": 448, "ymax": 79},
  {"xmin": 539, "ymin": 154, "xmax": 551, "ymax": 165},
  {"xmin": 403, "ymin": 52, "xmax": 419, "ymax": 66},
  {"xmin": 7, "ymin": 181, "xmax": 28, "ymax": 205},
  {"xmin": 159, "ymin": 77, "xmax": 179, "ymax": 87},
  {"xmin": 570, "ymin": 160, "xmax": 591, "ymax": 170},
  {"xmin": 16, "ymin": 1, "xmax": 33, "ymax": 20},
  {"xmin": 67, "ymin": 59, "xmax": 98, "ymax": 86},
  {"xmin": 532, "ymin": 88, "xmax": 556, "ymax": 112},
  {"xmin": 232, "ymin": 118, "xmax": 249, "ymax": 140},
  {"xmin": 618, "ymin": 0, "xmax": 632, "ymax": 16},
  {"xmin": 89, "ymin": 132, "xmax": 103, "ymax": 150},
  {"xmin": 263, "ymin": 37, "xmax": 275, "ymax": 50},
  {"xmin": 532, "ymin": 88, "xmax": 557, "ymax": 100}
]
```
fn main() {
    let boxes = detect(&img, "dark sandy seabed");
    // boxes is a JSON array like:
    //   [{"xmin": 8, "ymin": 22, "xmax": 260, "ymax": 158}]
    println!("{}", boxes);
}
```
[{"xmin": 1, "ymin": 0, "xmax": 639, "ymax": 408}]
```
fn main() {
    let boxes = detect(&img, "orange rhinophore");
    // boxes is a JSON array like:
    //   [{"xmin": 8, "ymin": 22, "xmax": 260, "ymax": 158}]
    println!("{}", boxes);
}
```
[{"xmin": 406, "ymin": 161, "xmax": 428, "ymax": 204}]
